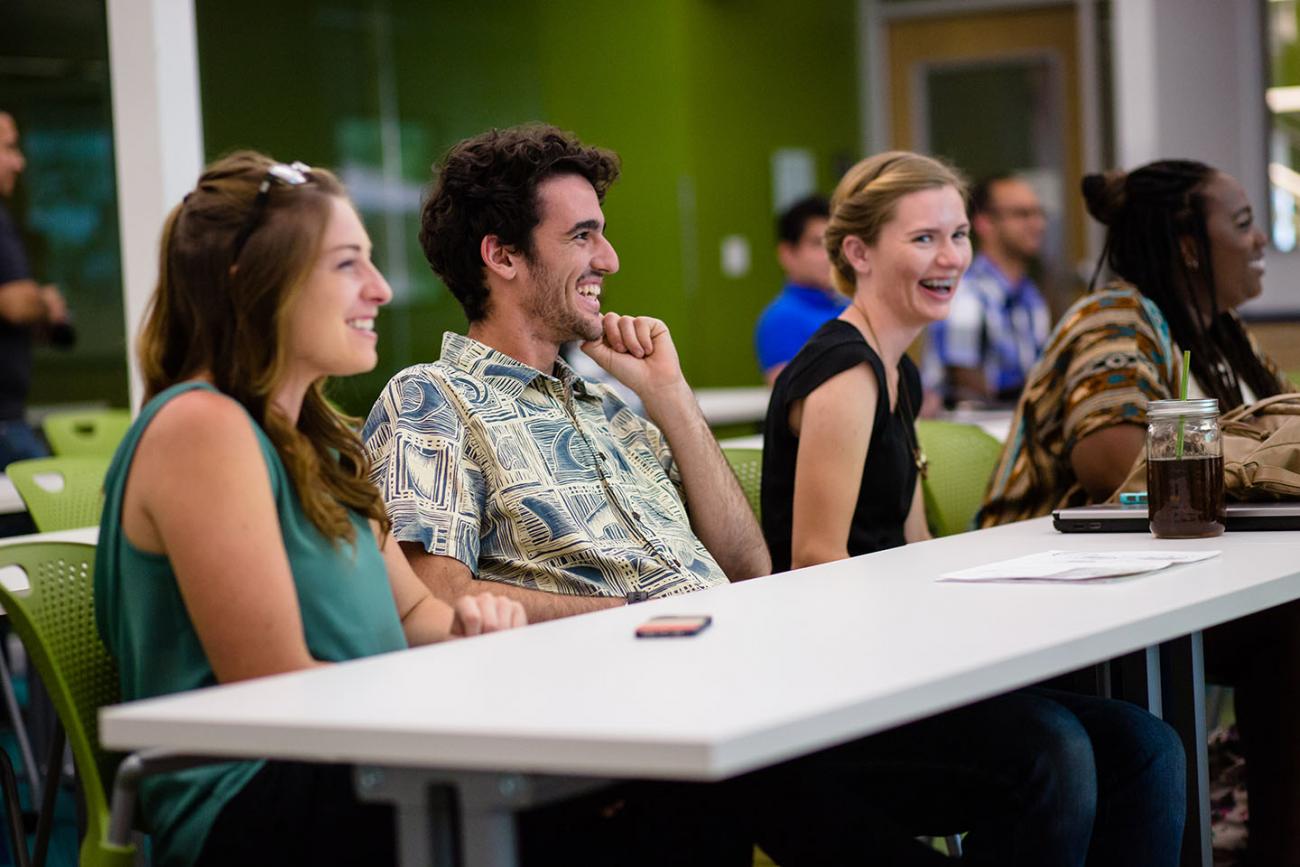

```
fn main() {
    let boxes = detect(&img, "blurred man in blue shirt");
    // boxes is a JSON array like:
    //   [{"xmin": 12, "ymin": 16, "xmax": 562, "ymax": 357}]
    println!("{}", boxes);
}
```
[
  {"xmin": 924, "ymin": 174, "xmax": 1050, "ymax": 406},
  {"xmin": 754, "ymin": 195, "xmax": 845, "ymax": 385}
]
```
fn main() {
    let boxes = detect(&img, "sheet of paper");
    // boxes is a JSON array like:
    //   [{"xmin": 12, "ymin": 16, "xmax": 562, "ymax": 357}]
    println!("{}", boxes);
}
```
[{"xmin": 940, "ymin": 550, "xmax": 1221, "ymax": 583}]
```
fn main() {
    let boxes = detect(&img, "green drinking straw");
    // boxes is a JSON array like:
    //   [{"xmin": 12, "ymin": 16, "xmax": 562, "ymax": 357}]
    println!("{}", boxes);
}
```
[{"xmin": 1176, "ymin": 349, "xmax": 1191, "ymax": 458}]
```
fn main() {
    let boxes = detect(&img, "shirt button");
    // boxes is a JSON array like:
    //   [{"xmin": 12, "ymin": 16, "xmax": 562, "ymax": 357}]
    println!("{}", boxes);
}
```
[{"xmin": 632, "ymin": 511, "xmax": 642, "ymax": 522}]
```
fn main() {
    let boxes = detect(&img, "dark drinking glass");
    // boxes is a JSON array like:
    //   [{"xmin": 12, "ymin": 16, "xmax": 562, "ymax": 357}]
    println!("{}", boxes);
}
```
[
  {"xmin": 1148, "ymin": 455, "xmax": 1225, "ymax": 538},
  {"xmin": 1146, "ymin": 398, "xmax": 1224, "ymax": 539}
]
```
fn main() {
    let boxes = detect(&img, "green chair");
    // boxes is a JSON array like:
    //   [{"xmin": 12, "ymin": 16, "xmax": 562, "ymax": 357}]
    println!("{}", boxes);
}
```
[
  {"xmin": 722, "ymin": 447, "xmax": 763, "ymax": 520},
  {"xmin": 40, "ymin": 411, "xmax": 131, "ymax": 460},
  {"xmin": 915, "ymin": 420, "xmax": 1003, "ymax": 538},
  {"xmin": 6, "ymin": 457, "xmax": 109, "ymax": 532},
  {"xmin": 0, "ymin": 542, "xmax": 134, "ymax": 867}
]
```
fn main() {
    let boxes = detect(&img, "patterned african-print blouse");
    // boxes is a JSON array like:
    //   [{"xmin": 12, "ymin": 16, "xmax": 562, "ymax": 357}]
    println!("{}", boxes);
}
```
[
  {"xmin": 978, "ymin": 283, "xmax": 1288, "ymax": 527},
  {"xmin": 363, "ymin": 332, "xmax": 728, "ymax": 598}
]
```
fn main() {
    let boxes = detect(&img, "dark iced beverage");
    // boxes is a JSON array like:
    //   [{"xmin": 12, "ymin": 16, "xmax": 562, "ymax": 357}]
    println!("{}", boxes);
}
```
[{"xmin": 1147, "ymin": 455, "xmax": 1226, "ymax": 538}]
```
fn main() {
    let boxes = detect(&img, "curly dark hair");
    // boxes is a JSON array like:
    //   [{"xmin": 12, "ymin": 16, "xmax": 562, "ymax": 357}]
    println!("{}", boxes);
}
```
[{"xmin": 419, "ymin": 124, "xmax": 621, "ymax": 322}]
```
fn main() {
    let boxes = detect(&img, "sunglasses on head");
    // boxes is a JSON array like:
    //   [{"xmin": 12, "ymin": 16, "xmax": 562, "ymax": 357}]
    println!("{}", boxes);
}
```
[{"xmin": 230, "ymin": 160, "xmax": 313, "ymax": 263}]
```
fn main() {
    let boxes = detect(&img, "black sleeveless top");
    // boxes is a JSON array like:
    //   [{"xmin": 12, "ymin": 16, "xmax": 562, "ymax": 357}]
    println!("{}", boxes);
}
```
[{"xmin": 761, "ymin": 318, "xmax": 922, "ymax": 573}]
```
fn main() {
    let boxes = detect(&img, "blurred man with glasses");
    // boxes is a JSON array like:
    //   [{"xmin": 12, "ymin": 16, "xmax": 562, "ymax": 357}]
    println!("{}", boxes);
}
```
[{"xmin": 923, "ymin": 173, "xmax": 1050, "ymax": 407}]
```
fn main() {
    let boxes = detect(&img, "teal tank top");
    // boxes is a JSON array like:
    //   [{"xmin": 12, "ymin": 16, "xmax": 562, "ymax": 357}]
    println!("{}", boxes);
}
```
[{"xmin": 94, "ymin": 381, "xmax": 408, "ymax": 867}]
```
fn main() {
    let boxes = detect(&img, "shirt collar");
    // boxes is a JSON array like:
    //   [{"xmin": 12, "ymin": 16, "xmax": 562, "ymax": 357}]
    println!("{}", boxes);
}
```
[
  {"xmin": 784, "ymin": 282, "xmax": 848, "ymax": 309},
  {"xmin": 969, "ymin": 253, "xmax": 1034, "ymax": 302},
  {"xmin": 438, "ymin": 332, "xmax": 602, "ymax": 402}
]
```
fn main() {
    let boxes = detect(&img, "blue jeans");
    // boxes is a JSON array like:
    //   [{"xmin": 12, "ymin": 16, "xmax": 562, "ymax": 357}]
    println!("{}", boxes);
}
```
[
  {"xmin": 0, "ymin": 418, "xmax": 47, "ymax": 470},
  {"xmin": 752, "ymin": 687, "xmax": 1187, "ymax": 866}
]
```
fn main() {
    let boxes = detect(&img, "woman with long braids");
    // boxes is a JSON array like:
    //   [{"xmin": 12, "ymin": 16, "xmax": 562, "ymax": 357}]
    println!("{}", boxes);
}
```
[
  {"xmin": 980, "ymin": 159, "xmax": 1300, "ymax": 865},
  {"xmin": 980, "ymin": 160, "xmax": 1285, "ymax": 525}
]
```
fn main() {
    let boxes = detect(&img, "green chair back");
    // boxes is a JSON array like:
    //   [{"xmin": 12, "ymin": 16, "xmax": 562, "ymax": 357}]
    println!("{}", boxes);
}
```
[
  {"xmin": 41, "ymin": 410, "xmax": 131, "ymax": 459},
  {"xmin": 6, "ymin": 456, "xmax": 109, "ymax": 532},
  {"xmin": 0, "ymin": 542, "xmax": 134, "ymax": 867},
  {"xmin": 722, "ymin": 447, "xmax": 763, "ymax": 520},
  {"xmin": 915, "ymin": 420, "xmax": 1003, "ymax": 537}
]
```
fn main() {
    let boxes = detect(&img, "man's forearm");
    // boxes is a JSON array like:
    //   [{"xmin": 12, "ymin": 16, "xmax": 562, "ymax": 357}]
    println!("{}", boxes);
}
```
[
  {"xmin": 641, "ymin": 384, "xmax": 771, "ymax": 579},
  {"xmin": 445, "ymin": 575, "xmax": 623, "ymax": 623},
  {"xmin": 403, "ymin": 543, "xmax": 626, "ymax": 623}
]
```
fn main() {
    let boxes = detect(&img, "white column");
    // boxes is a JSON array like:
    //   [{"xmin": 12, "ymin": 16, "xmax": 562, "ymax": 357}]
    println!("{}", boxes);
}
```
[
  {"xmin": 105, "ymin": 0, "xmax": 204, "ymax": 411},
  {"xmin": 1110, "ymin": 0, "xmax": 1296, "ymax": 313},
  {"xmin": 1110, "ymin": 0, "xmax": 1159, "ymax": 170},
  {"xmin": 1112, "ymin": 0, "xmax": 1262, "ymax": 178},
  {"xmin": 1076, "ymin": 0, "xmax": 1104, "ymax": 265}
]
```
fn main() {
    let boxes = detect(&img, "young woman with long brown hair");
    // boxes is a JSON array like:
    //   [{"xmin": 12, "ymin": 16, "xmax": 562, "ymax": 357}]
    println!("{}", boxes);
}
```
[{"xmin": 95, "ymin": 151, "xmax": 525, "ymax": 867}]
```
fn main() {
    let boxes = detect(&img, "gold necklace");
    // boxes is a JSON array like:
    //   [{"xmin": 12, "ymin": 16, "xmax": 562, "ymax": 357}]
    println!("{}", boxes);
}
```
[{"xmin": 851, "ymin": 301, "xmax": 929, "ymax": 480}]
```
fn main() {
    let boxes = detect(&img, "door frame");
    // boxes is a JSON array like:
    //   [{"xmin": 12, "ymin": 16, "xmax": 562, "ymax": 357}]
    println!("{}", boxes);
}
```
[
  {"xmin": 908, "ymin": 49, "xmax": 1064, "ymax": 156},
  {"xmin": 857, "ymin": 0, "xmax": 1105, "ymax": 264}
]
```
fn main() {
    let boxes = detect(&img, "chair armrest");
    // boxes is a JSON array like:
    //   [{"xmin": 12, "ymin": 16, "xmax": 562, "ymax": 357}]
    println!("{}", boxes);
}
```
[{"xmin": 106, "ymin": 750, "xmax": 236, "ymax": 848}]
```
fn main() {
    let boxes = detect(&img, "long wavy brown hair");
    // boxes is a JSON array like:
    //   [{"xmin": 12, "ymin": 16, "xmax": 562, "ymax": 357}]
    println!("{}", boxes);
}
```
[{"xmin": 138, "ymin": 150, "xmax": 388, "ymax": 543}]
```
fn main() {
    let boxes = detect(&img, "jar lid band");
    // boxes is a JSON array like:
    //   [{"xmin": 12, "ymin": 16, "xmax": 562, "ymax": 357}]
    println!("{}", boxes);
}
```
[{"xmin": 1147, "ymin": 398, "xmax": 1219, "ymax": 419}]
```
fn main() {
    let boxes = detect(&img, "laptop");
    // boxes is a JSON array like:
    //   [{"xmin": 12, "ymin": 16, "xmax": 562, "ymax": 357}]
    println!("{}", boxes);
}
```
[{"xmin": 1053, "ymin": 501, "xmax": 1300, "ymax": 533}]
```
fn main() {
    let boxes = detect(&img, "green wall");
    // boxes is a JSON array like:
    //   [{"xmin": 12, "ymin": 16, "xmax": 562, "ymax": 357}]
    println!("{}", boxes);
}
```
[
  {"xmin": 195, "ymin": 0, "xmax": 859, "ymax": 412},
  {"xmin": 681, "ymin": 0, "xmax": 860, "ymax": 384}
]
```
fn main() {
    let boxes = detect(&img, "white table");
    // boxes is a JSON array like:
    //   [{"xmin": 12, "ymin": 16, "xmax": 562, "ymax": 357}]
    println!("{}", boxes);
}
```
[
  {"xmin": 940, "ymin": 406, "xmax": 1014, "ymax": 442},
  {"xmin": 96, "ymin": 518, "xmax": 1300, "ymax": 866},
  {"xmin": 716, "ymin": 433, "xmax": 763, "ymax": 451},
  {"xmin": 717, "ymin": 407, "xmax": 1016, "ymax": 453},
  {"xmin": 694, "ymin": 387, "xmax": 770, "ymax": 427},
  {"xmin": 0, "ymin": 477, "xmax": 24, "ymax": 517},
  {"xmin": 0, "ymin": 527, "xmax": 97, "ymax": 549}
]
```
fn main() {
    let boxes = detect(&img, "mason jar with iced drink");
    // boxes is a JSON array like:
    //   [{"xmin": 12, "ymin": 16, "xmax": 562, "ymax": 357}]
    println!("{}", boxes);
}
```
[{"xmin": 1146, "ymin": 398, "xmax": 1225, "ymax": 538}]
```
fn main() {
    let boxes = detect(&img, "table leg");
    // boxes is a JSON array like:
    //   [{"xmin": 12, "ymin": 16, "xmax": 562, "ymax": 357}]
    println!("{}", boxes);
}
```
[
  {"xmin": 1160, "ymin": 632, "xmax": 1211, "ymax": 867},
  {"xmin": 0, "ymin": 647, "xmax": 40, "ymax": 799},
  {"xmin": 356, "ymin": 766, "xmax": 607, "ymax": 867},
  {"xmin": 1107, "ymin": 646, "xmax": 1163, "ymax": 715}
]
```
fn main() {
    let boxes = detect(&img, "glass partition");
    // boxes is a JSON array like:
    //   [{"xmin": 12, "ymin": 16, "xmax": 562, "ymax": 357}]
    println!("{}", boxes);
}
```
[
  {"xmin": 1268, "ymin": 0, "xmax": 1300, "ymax": 252},
  {"xmin": 0, "ymin": 0, "xmax": 127, "ymax": 411}
]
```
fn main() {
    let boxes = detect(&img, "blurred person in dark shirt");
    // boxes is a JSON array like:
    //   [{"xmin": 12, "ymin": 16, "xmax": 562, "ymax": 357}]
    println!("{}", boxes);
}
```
[{"xmin": 0, "ymin": 111, "xmax": 74, "ymax": 468}]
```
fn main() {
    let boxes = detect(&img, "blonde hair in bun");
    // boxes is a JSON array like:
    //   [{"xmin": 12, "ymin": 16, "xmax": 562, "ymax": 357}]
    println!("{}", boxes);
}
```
[{"xmin": 824, "ymin": 151, "xmax": 966, "ymax": 296}]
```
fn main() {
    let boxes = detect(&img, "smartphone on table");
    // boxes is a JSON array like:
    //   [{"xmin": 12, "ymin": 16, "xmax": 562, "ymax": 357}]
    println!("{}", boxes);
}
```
[{"xmin": 635, "ymin": 615, "xmax": 712, "ymax": 638}]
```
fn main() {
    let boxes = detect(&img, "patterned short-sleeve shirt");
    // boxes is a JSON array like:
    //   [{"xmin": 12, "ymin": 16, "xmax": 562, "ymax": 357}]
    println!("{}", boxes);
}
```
[
  {"xmin": 363, "ymin": 332, "xmax": 728, "ymax": 598},
  {"xmin": 978, "ymin": 283, "xmax": 1288, "ymax": 527}
]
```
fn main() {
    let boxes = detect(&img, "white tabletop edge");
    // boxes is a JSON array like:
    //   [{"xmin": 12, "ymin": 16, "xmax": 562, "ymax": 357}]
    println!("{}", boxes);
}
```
[
  {"xmin": 0, "ymin": 527, "xmax": 98, "ymax": 547},
  {"xmin": 100, "ymin": 553, "xmax": 1300, "ymax": 781}
]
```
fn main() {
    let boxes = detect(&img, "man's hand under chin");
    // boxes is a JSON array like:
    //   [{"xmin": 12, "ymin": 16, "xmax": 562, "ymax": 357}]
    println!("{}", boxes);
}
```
[{"xmin": 580, "ymin": 312, "xmax": 692, "ymax": 412}]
